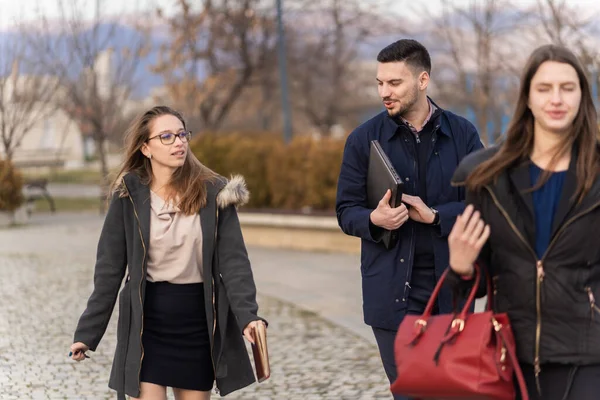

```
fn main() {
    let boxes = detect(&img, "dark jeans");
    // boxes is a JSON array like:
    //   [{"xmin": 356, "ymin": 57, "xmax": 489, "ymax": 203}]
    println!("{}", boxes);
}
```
[
  {"xmin": 517, "ymin": 362, "xmax": 600, "ymax": 400},
  {"xmin": 372, "ymin": 267, "xmax": 437, "ymax": 400}
]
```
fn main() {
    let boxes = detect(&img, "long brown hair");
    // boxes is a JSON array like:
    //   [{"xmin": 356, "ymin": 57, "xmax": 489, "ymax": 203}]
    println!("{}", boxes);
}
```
[
  {"xmin": 112, "ymin": 106, "xmax": 218, "ymax": 214},
  {"xmin": 466, "ymin": 45, "xmax": 600, "ymax": 202}
]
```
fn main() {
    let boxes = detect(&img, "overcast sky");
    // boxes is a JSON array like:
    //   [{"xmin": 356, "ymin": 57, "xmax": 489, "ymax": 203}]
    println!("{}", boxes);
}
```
[{"xmin": 1, "ymin": 0, "xmax": 599, "ymax": 29}]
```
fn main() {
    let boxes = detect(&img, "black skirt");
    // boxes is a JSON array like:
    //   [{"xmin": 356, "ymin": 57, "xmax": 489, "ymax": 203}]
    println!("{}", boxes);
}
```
[{"xmin": 140, "ymin": 281, "xmax": 215, "ymax": 391}]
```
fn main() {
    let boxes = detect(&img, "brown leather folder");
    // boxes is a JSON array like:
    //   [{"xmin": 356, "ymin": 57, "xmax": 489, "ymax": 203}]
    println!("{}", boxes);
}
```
[{"xmin": 251, "ymin": 322, "xmax": 270, "ymax": 382}]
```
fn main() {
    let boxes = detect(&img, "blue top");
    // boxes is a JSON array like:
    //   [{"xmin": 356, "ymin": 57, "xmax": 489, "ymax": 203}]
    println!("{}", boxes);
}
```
[{"xmin": 530, "ymin": 163, "xmax": 567, "ymax": 259}]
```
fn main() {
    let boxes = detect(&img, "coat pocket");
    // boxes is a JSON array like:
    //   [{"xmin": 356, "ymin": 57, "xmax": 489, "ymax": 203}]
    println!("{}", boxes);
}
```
[
  {"xmin": 112, "ymin": 281, "xmax": 132, "ymax": 389},
  {"xmin": 117, "ymin": 281, "xmax": 132, "ymax": 340},
  {"xmin": 215, "ymin": 275, "xmax": 230, "ymax": 377}
]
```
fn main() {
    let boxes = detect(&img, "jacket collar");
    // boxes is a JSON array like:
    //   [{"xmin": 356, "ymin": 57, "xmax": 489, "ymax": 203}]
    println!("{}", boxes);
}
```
[
  {"xmin": 120, "ymin": 172, "xmax": 248, "ymax": 208},
  {"xmin": 550, "ymin": 149, "xmax": 578, "ymax": 236},
  {"xmin": 121, "ymin": 173, "xmax": 152, "ymax": 255},
  {"xmin": 119, "ymin": 172, "xmax": 250, "ymax": 263},
  {"xmin": 502, "ymin": 145, "xmax": 600, "ymax": 247},
  {"xmin": 383, "ymin": 97, "xmax": 447, "ymax": 142},
  {"xmin": 506, "ymin": 159, "xmax": 535, "ymax": 247}
]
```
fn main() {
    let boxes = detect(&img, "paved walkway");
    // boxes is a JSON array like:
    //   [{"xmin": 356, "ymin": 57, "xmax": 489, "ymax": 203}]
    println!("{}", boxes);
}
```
[{"xmin": 0, "ymin": 213, "xmax": 392, "ymax": 399}]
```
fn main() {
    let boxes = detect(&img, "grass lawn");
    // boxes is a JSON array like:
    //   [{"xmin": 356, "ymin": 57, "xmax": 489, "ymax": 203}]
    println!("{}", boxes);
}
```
[{"xmin": 33, "ymin": 197, "xmax": 103, "ymax": 212}]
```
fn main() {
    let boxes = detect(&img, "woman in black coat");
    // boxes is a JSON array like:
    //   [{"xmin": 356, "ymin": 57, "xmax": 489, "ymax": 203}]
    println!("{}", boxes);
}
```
[
  {"xmin": 70, "ymin": 106, "xmax": 266, "ymax": 400},
  {"xmin": 448, "ymin": 45, "xmax": 600, "ymax": 399}
]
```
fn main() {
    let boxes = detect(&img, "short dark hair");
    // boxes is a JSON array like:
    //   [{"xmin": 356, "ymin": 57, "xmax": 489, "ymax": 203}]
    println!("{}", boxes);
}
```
[{"xmin": 377, "ymin": 39, "xmax": 431, "ymax": 75}]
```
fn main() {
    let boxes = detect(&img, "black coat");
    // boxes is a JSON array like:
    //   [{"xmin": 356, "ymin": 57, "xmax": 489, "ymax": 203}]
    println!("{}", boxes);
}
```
[
  {"xmin": 73, "ymin": 173, "xmax": 264, "ymax": 399},
  {"xmin": 450, "ymin": 146, "xmax": 600, "ymax": 370}
]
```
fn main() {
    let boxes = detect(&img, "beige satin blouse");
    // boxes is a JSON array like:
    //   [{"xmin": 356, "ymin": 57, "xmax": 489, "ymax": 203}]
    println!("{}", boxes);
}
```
[{"xmin": 146, "ymin": 191, "xmax": 203, "ymax": 283}]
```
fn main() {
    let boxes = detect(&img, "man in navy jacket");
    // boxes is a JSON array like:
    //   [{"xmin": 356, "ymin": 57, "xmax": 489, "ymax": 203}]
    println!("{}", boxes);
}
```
[{"xmin": 336, "ymin": 39, "xmax": 483, "ymax": 399}]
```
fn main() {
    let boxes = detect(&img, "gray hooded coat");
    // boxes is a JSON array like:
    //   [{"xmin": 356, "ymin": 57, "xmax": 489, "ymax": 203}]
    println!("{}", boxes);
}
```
[{"xmin": 73, "ymin": 173, "xmax": 264, "ymax": 399}]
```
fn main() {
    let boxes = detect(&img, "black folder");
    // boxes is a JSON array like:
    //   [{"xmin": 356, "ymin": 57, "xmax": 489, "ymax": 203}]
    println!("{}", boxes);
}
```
[{"xmin": 367, "ymin": 140, "xmax": 404, "ymax": 249}]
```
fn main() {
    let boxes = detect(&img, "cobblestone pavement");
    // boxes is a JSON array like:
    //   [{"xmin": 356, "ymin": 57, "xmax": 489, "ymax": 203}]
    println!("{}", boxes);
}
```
[{"xmin": 0, "ymin": 218, "xmax": 392, "ymax": 399}]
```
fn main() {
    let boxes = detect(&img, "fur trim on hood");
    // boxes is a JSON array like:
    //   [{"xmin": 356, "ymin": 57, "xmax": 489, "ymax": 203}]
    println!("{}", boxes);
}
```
[
  {"xmin": 216, "ymin": 175, "xmax": 250, "ymax": 209},
  {"xmin": 114, "ymin": 172, "xmax": 250, "ymax": 209}
]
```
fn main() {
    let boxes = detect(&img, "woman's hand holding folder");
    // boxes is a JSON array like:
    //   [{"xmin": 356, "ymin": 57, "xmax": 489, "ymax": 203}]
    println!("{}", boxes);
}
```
[
  {"xmin": 243, "ymin": 320, "xmax": 266, "ymax": 344},
  {"xmin": 247, "ymin": 320, "xmax": 270, "ymax": 382}
]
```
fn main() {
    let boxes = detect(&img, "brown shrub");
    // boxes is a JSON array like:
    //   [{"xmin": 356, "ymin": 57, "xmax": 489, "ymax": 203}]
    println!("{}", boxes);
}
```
[
  {"xmin": 190, "ymin": 132, "xmax": 345, "ymax": 211},
  {"xmin": 0, "ymin": 160, "xmax": 25, "ymax": 212}
]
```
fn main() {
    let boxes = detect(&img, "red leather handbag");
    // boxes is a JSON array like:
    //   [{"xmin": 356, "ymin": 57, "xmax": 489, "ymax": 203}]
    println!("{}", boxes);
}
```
[{"xmin": 390, "ymin": 264, "xmax": 529, "ymax": 400}]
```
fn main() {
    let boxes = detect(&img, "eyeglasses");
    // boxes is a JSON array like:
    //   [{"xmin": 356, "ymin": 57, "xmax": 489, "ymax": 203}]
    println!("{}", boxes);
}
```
[{"xmin": 147, "ymin": 130, "xmax": 192, "ymax": 145}]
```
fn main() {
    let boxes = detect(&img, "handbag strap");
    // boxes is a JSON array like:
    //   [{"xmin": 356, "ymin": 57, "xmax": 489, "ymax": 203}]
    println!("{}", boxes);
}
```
[
  {"xmin": 496, "ymin": 321, "xmax": 529, "ymax": 400},
  {"xmin": 416, "ymin": 264, "xmax": 482, "ymax": 333},
  {"xmin": 414, "ymin": 260, "xmax": 528, "ymax": 398}
]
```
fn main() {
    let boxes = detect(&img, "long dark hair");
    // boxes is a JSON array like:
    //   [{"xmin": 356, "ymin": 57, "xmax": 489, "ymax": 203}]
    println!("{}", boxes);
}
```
[
  {"xmin": 112, "ymin": 106, "xmax": 218, "ymax": 214},
  {"xmin": 466, "ymin": 45, "xmax": 600, "ymax": 202}
]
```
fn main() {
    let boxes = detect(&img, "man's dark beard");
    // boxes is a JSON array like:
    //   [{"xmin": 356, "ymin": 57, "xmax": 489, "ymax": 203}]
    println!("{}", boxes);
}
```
[
  {"xmin": 386, "ymin": 104, "xmax": 409, "ymax": 119},
  {"xmin": 386, "ymin": 88, "xmax": 419, "ymax": 120}
]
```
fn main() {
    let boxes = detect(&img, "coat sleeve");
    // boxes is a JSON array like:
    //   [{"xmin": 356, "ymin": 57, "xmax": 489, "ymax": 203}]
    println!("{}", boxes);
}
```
[
  {"xmin": 336, "ymin": 131, "xmax": 387, "ymax": 243},
  {"xmin": 217, "ymin": 204, "xmax": 265, "ymax": 332},
  {"xmin": 433, "ymin": 121, "xmax": 485, "ymax": 237},
  {"xmin": 73, "ymin": 193, "xmax": 127, "ymax": 351}
]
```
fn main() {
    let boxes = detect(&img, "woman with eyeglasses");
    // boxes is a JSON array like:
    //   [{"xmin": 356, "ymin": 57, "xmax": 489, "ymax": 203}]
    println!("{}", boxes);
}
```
[
  {"xmin": 69, "ymin": 106, "xmax": 266, "ymax": 400},
  {"xmin": 448, "ymin": 45, "xmax": 600, "ymax": 399}
]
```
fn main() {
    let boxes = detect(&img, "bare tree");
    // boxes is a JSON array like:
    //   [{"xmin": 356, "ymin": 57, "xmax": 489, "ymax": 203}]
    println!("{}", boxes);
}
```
[
  {"xmin": 424, "ymin": 0, "xmax": 530, "ymax": 145},
  {"xmin": 286, "ymin": 0, "xmax": 397, "ymax": 136},
  {"xmin": 534, "ymin": 0, "xmax": 600, "ymax": 94},
  {"xmin": 152, "ymin": 0, "xmax": 408, "ymax": 136},
  {"xmin": 153, "ymin": 0, "xmax": 277, "ymax": 131},
  {"xmin": 23, "ymin": 0, "xmax": 149, "ymax": 207},
  {"xmin": 0, "ymin": 34, "xmax": 59, "ymax": 161},
  {"xmin": 533, "ymin": 0, "xmax": 598, "ymax": 47}
]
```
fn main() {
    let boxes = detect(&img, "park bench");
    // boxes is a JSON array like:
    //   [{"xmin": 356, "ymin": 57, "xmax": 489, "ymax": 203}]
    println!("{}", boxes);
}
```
[{"xmin": 23, "ymin": 178, "xmax": 56, "ymax": 214}]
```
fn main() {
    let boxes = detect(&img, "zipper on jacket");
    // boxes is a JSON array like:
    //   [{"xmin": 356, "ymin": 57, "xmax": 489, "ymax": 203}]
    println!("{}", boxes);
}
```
[
  {"xmin": 492, "ymin": 276, "xmax": 499, "ymax": 311},
  {"xmin": 585, "ymin": 287, "xmax": 600, "ymax": 320},
  {"xmin": 485, "ymin": 187, "xmax": 543, "ymax": 394},
  {"xmin": 211, "ymin": 206, "xmax": 220, "ymax": 394},
  {"xmin": 485, "ymin": 186, "xmax": 600, "ymax": 394},
  {"xmin": 401, "ymin": 226, "xmax": 415, "ymax": 302},
  {"xmin": 400, "ymin": 143, "xmax": 417, "ymax": 302},
  {"xmin": 125, "ymin": 185, "xmax": 147, "ymax": 393},
  {"xmin": 534, "ymin": 259, "xmax": 544, "ymax": 392}
]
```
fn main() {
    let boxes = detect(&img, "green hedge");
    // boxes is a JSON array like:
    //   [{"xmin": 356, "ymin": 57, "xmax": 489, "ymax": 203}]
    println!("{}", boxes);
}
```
[
  {"xmin": 0, "ymin": 160, "xmax": 25, "ymax": 212},
  {"xmin": 190, "ymin": 133, "xmax": 345, "ymax": 211}
]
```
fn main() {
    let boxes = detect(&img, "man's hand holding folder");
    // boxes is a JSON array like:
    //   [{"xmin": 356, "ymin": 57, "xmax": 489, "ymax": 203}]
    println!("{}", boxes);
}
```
[
  {"xmin": 401, "ymin": 193, "xmax": 437, "ymax": 225},
  {"xmin": 370, "ymin": 189, "xmax": 409, "ymax": 230},
  {"xmin": 366, "ymin": 139, "xmax": 407, "ymax": 249}
]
